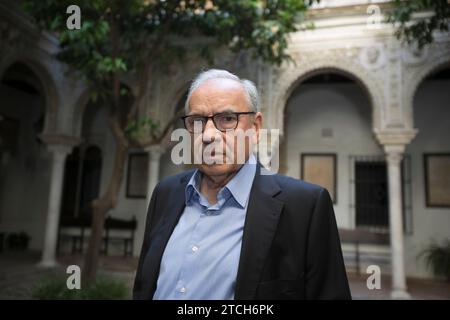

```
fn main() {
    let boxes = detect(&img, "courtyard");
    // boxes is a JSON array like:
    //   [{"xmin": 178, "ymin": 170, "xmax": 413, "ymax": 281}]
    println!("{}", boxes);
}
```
[{"xmin": 0, "ymin": 250, "xmax": 448, "ymax": 300}]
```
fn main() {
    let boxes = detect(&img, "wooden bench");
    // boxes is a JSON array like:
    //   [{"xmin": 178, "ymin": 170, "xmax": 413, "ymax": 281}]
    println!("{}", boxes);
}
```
[
  {"xmin": 339, "ymin": 228, "xmax": 390, "ymax": 275},
  {"xmin": 102, "ymin": 216, "xmax": 137, "ymax": 257},
  {"xmin": 58, "ymin": 216, "xmax": 90, "ymax": 254},
  {"xmin": 58, "ymin": 215, "xmax": 137, "ymax": 257}
]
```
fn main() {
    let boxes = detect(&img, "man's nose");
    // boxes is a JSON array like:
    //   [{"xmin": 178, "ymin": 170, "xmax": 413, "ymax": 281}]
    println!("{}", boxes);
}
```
[{"xmin": 202, "ymin": 118, "xmax": 218, "ymax": 144}]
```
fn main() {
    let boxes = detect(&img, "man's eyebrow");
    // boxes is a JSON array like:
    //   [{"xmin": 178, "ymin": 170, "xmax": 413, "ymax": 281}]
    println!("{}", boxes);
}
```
[
  {"xmin": 218, "ymin": 107, "xmax": 236, "ymax": 113},
  {"xmin": 186, "ymin": 107, "xmax": 237, "ymax": 116}
]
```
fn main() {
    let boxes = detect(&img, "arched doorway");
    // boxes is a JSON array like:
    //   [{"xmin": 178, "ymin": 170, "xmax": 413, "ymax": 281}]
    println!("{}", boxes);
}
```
[
  {"xmin": 0, "ymin": 62, "xmax": 49, "ymax": 250},
  {"xmin": 58, "ymin": 85, "xmax": 134, "ymax": 255},
  {"xmin": 60, "ymin": 145, "xmax": 102, "ymax": 219},
  {"xmin": 283, "ymin": 70, "xmax": 385, "ymax": 231},
  {"xmin": 59, "ymin": 86, "xmax": 121, "ymax": 223},
  {"xmin": 404, "ymin": 64, "xmax": 450, "ymax": 278}
]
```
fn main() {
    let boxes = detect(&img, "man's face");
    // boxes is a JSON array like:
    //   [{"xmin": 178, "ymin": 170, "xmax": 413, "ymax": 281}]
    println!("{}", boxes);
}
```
[{"xmin": 187, "ymin": 78, "xmax": 262, "ymax": 178}]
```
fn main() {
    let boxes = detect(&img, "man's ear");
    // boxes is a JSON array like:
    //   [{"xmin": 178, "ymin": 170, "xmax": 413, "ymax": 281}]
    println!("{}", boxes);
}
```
[{"xmin": 253, "ymin": 112, "xmax": 263, "ymax": 144}]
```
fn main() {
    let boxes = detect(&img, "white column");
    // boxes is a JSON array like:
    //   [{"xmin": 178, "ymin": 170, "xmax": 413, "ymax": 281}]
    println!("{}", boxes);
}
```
[
  {"xmin": 39, "ymin": 145, "xmax": 71, "ymax": 267},
  {"xmin": 145, "ymin": 144, "xmax": 165, "ymax": 201},
  {"xmin": 385, "ymin": 145, "xmax": 410, "ymax": 299}
]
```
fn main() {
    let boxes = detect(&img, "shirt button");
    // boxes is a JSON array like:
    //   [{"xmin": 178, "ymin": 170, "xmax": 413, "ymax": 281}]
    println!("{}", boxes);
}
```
[
  {"xmin": 192, "ymin": 245, "xmax": 198, "ymax": 252},
  {"xmin": 180, "ymin": 287, "xmax": 186, "ymax": 293}
]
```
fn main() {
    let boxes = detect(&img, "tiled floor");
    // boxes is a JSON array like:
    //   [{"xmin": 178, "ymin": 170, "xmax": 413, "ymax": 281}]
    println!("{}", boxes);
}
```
[
  {"xmin": 0, "ymin": 251, "xmax": 449, "ymax": 300},
  {"xmin": 349, "ymin": 273, "xmax": 450, "ymax": 299},
  {"xmin": 0, "ymin": 251, "xmax": 136, "ymax": 299}
]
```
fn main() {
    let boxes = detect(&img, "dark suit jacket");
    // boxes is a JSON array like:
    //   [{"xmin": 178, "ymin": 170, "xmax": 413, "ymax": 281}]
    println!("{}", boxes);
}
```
[{"xmin": 133, "ymin": 164, "xmax": 351, "ymax": 300}]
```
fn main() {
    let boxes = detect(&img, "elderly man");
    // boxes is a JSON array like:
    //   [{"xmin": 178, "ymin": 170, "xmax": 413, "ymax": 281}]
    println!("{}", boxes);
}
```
[{"xmin": 133, "ymin": 69, "xmax": 351, "ymax": 300}]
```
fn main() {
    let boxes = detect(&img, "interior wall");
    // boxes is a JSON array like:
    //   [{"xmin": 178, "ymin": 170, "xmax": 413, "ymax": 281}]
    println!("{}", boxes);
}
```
[
  {"xmin": 404, "ymin": 76, "xmax": 450, "ymax": 279},
  {"xmin": 284, "ymin": 79, "xmax": 383, "ymax": 229},
  {"xmin": 0, "ymin": 84, "xmax": 50, "ymax": 250}
]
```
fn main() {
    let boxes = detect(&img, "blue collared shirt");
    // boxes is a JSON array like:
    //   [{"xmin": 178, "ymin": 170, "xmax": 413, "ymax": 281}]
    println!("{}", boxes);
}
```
[{"xmin": 153, "ymin": 154, "xmax": 257, "ymax": 300}]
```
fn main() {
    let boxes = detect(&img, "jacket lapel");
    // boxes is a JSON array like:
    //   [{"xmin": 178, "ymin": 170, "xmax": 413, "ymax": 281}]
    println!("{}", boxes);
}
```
[
  {"xmin": 140, "ymin": 173, "xmax": 191, "ymax": 299},
  {"xmin": 234, "ymin": 164, "xmax": 284, "ymax": 299},
  {"xmin": 140, "ymin": 165, "xmax": 284, "ymax": 300}
]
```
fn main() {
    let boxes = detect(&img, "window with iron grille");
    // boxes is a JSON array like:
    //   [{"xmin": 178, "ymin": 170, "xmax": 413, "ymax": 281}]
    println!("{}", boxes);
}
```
[
  {"xmin": 349, "ymin": 155, "xmax": 412, "ymax": 234},
  {"xmin": 355, "ymin": 160, "xmax": 389, "ymax": 230}
]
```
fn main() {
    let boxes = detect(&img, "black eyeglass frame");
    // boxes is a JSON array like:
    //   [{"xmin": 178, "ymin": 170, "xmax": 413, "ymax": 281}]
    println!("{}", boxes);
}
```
[{"xmin": 181, "ymin": 111, "xmax": 256, "ymax": 133}]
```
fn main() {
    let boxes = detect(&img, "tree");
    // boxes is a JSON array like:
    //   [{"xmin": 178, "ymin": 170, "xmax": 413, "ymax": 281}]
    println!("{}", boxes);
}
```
[
  {"xmin": 22, "ymin": 0, "xmax": 320, "ymax": 285},
  {"xmin": 389, "ymin": 0, "xmax": 450, "ymax": 49}
]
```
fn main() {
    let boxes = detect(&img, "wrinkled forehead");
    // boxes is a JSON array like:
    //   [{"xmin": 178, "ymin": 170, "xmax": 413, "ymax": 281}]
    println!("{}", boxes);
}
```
[{"xmin": 187, "ymin": 78, "xmax": 249, "ymax": 114}]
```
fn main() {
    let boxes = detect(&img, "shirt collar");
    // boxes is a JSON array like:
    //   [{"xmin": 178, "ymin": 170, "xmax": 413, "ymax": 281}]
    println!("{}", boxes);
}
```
[
  {"xmin": 185, "ymin": 153, "xmax": 257, "ymax": 208},
  {"xmin": 185, "ymin": 170, "xmax": 202, "ymax": 206}
]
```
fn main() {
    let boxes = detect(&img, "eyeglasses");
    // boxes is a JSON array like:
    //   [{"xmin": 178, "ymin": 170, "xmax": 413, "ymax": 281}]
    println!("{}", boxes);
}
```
[{"xmin": 181, "ymin": 112, "xmax": 255, "ymax": 133}]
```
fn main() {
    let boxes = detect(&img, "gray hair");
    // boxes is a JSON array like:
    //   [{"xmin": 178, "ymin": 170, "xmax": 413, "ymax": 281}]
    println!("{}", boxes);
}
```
[{"xmin": 184, "ymin": 69, "xmax": 260, "ymax": 114}]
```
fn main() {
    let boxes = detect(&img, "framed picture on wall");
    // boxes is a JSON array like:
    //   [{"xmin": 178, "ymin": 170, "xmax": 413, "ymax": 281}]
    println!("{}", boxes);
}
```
[
  {"xmin": 126, "ymin": 153, "xmax": 148, "ymax": 199},
  {"xmin": 424, "ymin": 153, "xmax": 450, "ymax": 207},
  {"xmin": 301, "ymin": 153, "xmax": 337, "ymax": 204}
]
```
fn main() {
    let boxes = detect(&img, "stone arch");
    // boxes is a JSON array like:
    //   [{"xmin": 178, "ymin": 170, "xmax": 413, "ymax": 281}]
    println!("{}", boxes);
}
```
[
  {"xmin": 268, "ymin": 56, "xmax": 385, "ymax": 137},
  {"xmin": 154, "ymin": 77, "xmax": 191, "ymax": 133},
  {"xmin": 0, "ymin": 53, "xmax": 60, "ymax": 134},
  {"xmin": 163, "ymin": 72, "xmax": 192, "ymax": 113},
  {"xmin": 71, "ymin": 87, "xmax": 92, "ymax": 138},
  {"xmin": 406, "ymin": 51, "xmax": 450, "ymax": 113},
  {"xmin": 71, "ymin": 81, "xmax": 137, "ymax": 139},
  {"xmin": 172, "ymin": 84, "xmax": 189, "ymax": 114}
]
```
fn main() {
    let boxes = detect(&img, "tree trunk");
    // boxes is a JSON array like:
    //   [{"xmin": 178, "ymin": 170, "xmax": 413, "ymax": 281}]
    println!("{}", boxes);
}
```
[
  {"xmin": 82, "ymin": 116, "xmax": 129, "ymax": 286},
  {"xmin": 78, "ymin": 9, "xmax": 180, "ymax": 287},
  {"xmin": 82, "ymin": 200, "xmax": 108, "ymax": 286}
]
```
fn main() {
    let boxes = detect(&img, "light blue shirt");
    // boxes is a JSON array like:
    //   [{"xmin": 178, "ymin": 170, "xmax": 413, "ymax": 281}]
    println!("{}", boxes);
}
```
[{"xmin": 153, "ymin": 154, "xmax": 257, "ymax": 300}]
